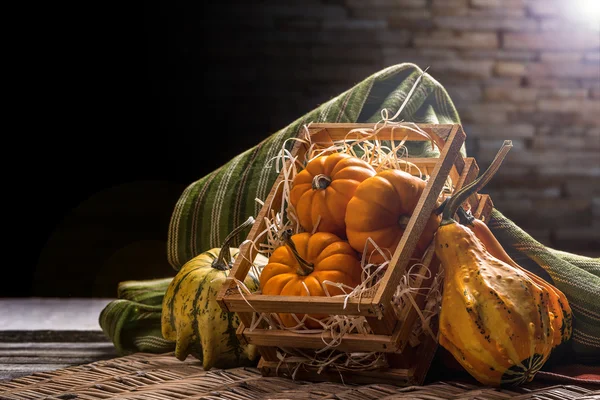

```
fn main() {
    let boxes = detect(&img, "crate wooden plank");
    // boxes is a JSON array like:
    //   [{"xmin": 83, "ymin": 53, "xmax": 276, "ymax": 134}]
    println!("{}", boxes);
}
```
[
  {"xmin": 366, "ymin": 307, "xmax": 398, "ymax": 336},
  {"xmin": 243, "ymin": 330, "xmax": 394, "ymax": 353},
  {"xmin": 372, "ymin": 124, "xmax": 466, "ymax": 309},
  {"xmin": 258, "ymin": 358, "xmax": 417, "ymax": 387},
  {"xmin": 236, "ymin": 309, "xmax": 279, "ymax": 363},
  {"xmin": 309, "ymin": 123, "xmax": 453, "ymax": 148},
  {"xmin": 474, "ymin": 194, "xmax": 494, "ymax": 222},
  {"xmin": 221, "ymin": 294, "xmax": 377, "ymax": 316}
]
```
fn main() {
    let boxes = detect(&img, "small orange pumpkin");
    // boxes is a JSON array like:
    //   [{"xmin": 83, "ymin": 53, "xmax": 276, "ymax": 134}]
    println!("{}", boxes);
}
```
[
  {"xmin": 345, "ymin": 169, "xmax": 440, "ymax": 262},
  {"xmin": 259, "ymin": 231, "xmax": 362, "ymax": 328},
  {"xmin": 290, "ymin": 153, "xmax": 376, "ymax": 238}
]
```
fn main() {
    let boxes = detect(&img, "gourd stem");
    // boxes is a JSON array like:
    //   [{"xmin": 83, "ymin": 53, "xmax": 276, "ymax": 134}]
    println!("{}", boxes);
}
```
[
  {"xmin": 398, "ymin": 215, "xmax": 411, "ymax": 229},
  {"xmin": 282, "ymin": 229, "xmax": 314, "ymax": 276},
  {"xmin": 312, "ymin": 174, "xmax": 332, "ymax": 190},
  {"xmin": 212, "ymin": 216, "xmax": 255, "ymax": 271},
  {"xmin": 442, "ymin": 140, "xmax": 513, "ymax": 224},
  {"xmin": 433, "ymin": 197, "xmax": 449, "ymax": 216},
  {"xmin": 456, "ymin": 206, "xmax": 475, "ymax": 225}
]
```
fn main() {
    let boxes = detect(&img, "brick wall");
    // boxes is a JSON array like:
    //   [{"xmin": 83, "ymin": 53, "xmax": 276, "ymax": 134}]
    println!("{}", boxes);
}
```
[{"xmin": 201, "ymin": 0, "xmax": 599, "ymax": 255}]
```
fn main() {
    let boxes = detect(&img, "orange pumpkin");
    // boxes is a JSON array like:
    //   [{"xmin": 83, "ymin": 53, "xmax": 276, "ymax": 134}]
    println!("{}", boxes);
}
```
[
  {"xmin": 290, "ymin": 153, "xmax": 376, "ymax": 238},
  {"xmin": 259, "ymin": 231, "xmax": 362, "ymax": 328},
  {"xmin": 345, "ymin": 169, "xmax": 440, "ymax": 262}
]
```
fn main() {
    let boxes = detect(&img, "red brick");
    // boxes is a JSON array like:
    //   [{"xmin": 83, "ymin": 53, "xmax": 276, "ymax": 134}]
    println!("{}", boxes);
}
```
[
  {"xmin": 322, "ymin": 19, "xmax": 387, "ymax": 30},
  {"xmin": 479, "ymin": 149, "xmax": 598, "ymax": 170},
  {"xmin": 471, "ymin": 0, "xmax": 525, "ymax": 8},
  {"xmin": 445, "ymin": 85, "xmax": 483, "ymax": 105},
  {"xmin": 538, "ymin": 165, "xmax": 600, "ymax": 178},
  {"xmin": 461, "ymin": 50, "xmax": 537, "ymax": 61},
  {"xmin": 483, "ymin": 77, "xmax": 522, "ymax": 87},
  {"xmin": 493, "ymin": 198, "xmax": 591, "ymax": 230},
  {"xmin": 540, "ymin": 52, "xmax": 584, "ymax": 63},
  {"xmin": 538, "ymin": 99, "xmax": 600, "ymax": 113},
  {"xmin": 488, "ymin": 165, "xmax": 535, "ymax": 179},
  {"xmin": 479, "ymin": 137, "xmax": 526, "ymax": 152},
  {"xmin": 387, "ymin": 9, "xmax": 434, "ymax": 30},
  {"xmin": 462, "ymin": 123, "xmax": 535, "ymax": 138},
  {"xmin": 484, "ymin": 86, "xmax": 538, "ymax": 102},
  {"xmin": 583, "ymin": 79, "xmax": 600, "ymax": 90},
  {"xmin": 416, "ymin": 48, "xmax": 460, "ymax": 59},
  {"xmin": 469, "ymin": 8, "xmax": 526, "ymax": 17},
  {"xmin": 377, "ymin": 30, "xmax": 413, "ymax": 46},
  {"xmin": 433, "ymin": 16, "xmax": 537, "ymax": 31},
  {"xmin": 565, "ymin": 179, "xmax": 600, "ymax": 197},
  {"xmin": 526, "ymin": 78, "xmax": 581, "ymax": 89},
  {"xmin": 432, "ymin": 0, "xmax": 468, "ymax": 8},
  {"xmin": 432, "ymin": 59, "xmax": 495, "ymax": 78},
  {"xmin": 311, "ymin": 46, "xmax": 385, "ymax": 63},
  {"xmin": 532, "ymin": 135, "xmax": 600, "ymax": 151},
  {"xmin": 539, "ymin": 88, "xmax": 589, "ymax": 99},
  {"xmin": 414, "ymin": 31, "xmax": 498, "ymax": 49},
  {"xmin": 347, "ymin": 0, "xmax": 426, "ymax": 7},
  {"xmin": 431, "ymin": 0, "xmax": 469, "ymax": 15},
  {"xmin": 504, "ymin": 32, "xmax": 600, "ymax": 50},
  {"xmin": 495, "ymin": 186, "xmax": 561, "ymax": 200},
  {"xmin": 527, "ymin": 63, "xmax": 600, "ymax": 79},
  {"xmin": 458, "ymin": 102, "xmax": 518, "ymax": 124},
  {"xmin": 537, "ymin": 125, "xmax": 596, "ymax": 137},
  {"xmin": 494, "ymin": 62, "xmax": 527, "ymax": 77},
  {"xmin": 259, "ymin": 4, "xmax": 347, "ymax": 19},
  {"xmin": 584, "ymin": 52, "xmax": 600, "ymax": 63},
  {"xmin": 527, "ymin": 1, "xmax": 561, "ymax": 17}
]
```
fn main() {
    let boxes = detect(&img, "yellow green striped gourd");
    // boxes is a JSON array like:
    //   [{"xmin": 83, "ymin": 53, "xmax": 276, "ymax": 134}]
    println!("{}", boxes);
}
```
[{"xmin": 161, "ymin": 217, "xmax": 267, "ymax": 370}]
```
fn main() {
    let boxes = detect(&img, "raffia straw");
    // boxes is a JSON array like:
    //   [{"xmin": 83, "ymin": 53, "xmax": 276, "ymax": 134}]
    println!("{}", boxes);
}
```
[
  {"xmin": 390, "ymin": 243, "xmax": 445, "ymax": 346},
  {"xmin": 276, "ymin": 348, "xmax": 387, "ymax": 381},
  {"xmin": 412, "ymin": 265, "xmax": 444, "ymax": 345}
]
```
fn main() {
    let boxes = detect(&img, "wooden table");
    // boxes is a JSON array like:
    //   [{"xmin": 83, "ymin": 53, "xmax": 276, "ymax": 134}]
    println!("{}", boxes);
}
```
[
  {"xmin": 1, "ymin": 298, "xmax": 598, "ymax": 399},
  {"xmin": 0, "ymin": 298, "xmax": 119, "ymax": 381}
]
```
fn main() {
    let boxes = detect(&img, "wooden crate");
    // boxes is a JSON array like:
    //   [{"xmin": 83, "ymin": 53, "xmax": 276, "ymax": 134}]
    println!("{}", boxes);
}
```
[{"xmin": 216, "ymin": 123, "xmax": 493, "ymax": 386}]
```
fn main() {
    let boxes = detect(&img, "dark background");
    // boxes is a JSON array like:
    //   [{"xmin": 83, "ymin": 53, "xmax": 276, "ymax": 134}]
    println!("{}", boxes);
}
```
[
  {"xmin": 5, "ymin": 1, "xmax": 599, "ymax": 298},
  {"xmin": 6, "ymin": 2, "xmax": 264, "ymax": 297},
  {"xmin": 7, "ymin": 2, "xmax": 327, "ymax": 298}
]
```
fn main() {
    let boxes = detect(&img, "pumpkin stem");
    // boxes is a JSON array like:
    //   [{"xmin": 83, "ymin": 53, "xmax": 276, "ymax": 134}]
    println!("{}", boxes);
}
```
[
  {"xmin": 312, "ymin": 174, "xmax": 332, "ymax": 190},
  {"xmin": 282, "ymin": 229, "xmax": 314, "ymax": 276},
  {"xmin": 212, "ymin": 216, "xmax": 255, "ymax": 271},
  {"xmin": 398, "ymin": 215, "xmax": 411, "ymax": 230},
  {"xmin": 441, "ymin": 140, "xmax": 513, "ymax": 225}
]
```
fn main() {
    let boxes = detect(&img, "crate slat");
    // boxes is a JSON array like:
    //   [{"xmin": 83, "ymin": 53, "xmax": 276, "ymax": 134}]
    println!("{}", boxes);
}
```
[
  {"xmin": 221, "ymin": 294, "xmax": 376, "ymax": 316},
  {"xmin": 243, "ymin": 330, "xmax": 395, "ymax": 353},
  {"xmin": 371, "ymin": 124, "xmax": 465, "ymax": 308}
]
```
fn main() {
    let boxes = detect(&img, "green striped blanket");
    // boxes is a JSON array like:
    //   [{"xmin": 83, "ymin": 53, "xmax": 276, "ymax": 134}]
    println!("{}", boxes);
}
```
[{"xmin": 99, "ymin": 63, "xmax": 599, "ymax": 364}]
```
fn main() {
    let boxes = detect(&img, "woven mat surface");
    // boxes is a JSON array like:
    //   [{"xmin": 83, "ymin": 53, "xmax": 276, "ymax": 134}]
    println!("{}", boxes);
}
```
[{"xmin": 1, "ymin": 352, "xmax": 598, "ymax": 400}]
